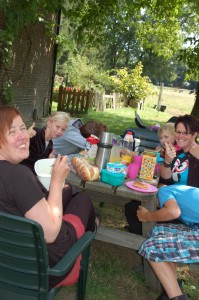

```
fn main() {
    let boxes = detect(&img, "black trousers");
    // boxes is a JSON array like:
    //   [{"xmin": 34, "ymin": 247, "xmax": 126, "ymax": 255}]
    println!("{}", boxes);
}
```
[
  {"xmin": 62, "ymin": 184, "xmax": 96, "ymax": 232},
  {"xmin": 48, "ymin": 184, "xmax": 96, "ymax": 288},
  {"xmin": 125, "ymin": 200, "xmax": 142, "ymax": 235}
]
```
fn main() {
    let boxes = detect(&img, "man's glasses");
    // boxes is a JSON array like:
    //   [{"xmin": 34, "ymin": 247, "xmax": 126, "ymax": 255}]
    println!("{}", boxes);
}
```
[{"xmin": 175, "ymin": 131, "xmax": 191, "ymax": 136}]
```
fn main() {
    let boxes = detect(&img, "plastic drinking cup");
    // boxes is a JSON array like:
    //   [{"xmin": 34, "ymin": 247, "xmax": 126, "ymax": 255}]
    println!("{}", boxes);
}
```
[
  {"xmin": 133, "ymin": 155, "xmax": 143, "ymax": 166},
  {"xmin": 128, "ymin": 163, "xmax": 140, "ymax": 180},
  {"xmin": 154, "ymin": 163, "xmax": 160, "ymax": 176}
]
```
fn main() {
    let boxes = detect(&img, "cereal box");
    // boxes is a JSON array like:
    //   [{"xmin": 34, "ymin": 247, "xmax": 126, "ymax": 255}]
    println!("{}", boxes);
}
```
[{"xmin": 140, "ymin": 154, "xmax": 156, "ymax": 181}]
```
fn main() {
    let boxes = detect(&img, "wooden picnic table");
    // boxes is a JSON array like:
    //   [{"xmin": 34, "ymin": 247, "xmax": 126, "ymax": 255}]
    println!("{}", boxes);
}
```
[{"xmin": 67, "ymin": 171, "xmax": 160, "ymax": 291}]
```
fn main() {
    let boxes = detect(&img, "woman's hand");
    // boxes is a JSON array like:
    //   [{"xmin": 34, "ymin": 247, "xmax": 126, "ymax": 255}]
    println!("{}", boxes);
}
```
[
  {"xmin": 51, "ymin": 155, "xmax": 70, "ymax": 184},
  {"xmin": 190, "ymin": 141, "xmax": 199, "ymax": 159}
]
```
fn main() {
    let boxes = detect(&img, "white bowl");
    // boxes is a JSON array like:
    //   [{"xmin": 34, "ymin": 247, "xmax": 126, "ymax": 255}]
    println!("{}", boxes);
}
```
[{"xmin": 34, "ymin": 158, "xmax": 56, "ymax": 191}]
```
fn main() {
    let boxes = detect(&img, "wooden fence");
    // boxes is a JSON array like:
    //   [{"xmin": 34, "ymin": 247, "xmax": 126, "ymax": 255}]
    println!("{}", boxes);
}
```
[
  {"xmin": 94, "ymin": 92, "xmax": 122, "ymax": 111},
  {"xmin": 57, "ymin": 86, "xmax": 94, "ymax": 115},
  {"xmin": 94, "ymin": 93, "xmax": 143, "ymax": 111},
  {"xmin": 56, "ymin": 86, "xmax": 144, "ymax": 114}
]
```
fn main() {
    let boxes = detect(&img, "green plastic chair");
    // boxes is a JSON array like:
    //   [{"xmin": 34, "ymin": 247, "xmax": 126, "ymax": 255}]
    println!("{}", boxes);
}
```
[{"xmin": 0, "ymin": 211, "xmax": 95, "ymax": 300}]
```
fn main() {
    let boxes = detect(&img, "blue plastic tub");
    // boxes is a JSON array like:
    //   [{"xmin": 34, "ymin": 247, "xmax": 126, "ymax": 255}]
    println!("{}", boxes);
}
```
[{"xmin": 101, "ymin": 169, "xmax": 125, "ymax": 186}]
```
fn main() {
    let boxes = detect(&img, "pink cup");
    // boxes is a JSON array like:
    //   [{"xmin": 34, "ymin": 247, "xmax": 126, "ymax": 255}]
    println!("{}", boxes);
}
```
[
  {"xmin": 154, "ymin": 163, "xmax": 160, "ymax": 176},
  {"xmin": 133, "ymin": 155, "xmax": 143, "ymax": 166},
  {"xmin": 128, "ymin": 163, "xmax": 140, "ymax": 179}
]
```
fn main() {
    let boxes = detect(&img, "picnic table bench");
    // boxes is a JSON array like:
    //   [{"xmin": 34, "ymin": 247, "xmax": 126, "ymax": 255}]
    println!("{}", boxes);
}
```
[{"xmin": 68, "ymin": 171, "xmax": 160, "ymax": 291}]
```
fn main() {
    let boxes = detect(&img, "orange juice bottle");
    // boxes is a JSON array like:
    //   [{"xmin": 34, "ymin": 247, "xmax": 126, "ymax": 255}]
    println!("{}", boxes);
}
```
[
  {"xmin": 109, "ymin": 139, "xmax": 120, "ymax": 162},
  {"xmin": 121, "ymin": 131, "xmax": 133, "ymax": 164}
]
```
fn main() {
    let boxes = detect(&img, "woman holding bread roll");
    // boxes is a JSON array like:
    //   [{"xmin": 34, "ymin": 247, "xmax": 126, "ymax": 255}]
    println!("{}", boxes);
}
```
[{"xmin": 0, "ymin": 106, "xmax": 96, "ymax": 289}]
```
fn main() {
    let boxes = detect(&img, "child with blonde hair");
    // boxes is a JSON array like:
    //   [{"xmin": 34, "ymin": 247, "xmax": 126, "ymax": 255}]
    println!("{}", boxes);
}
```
[
  {"xmin": 22, "ymin": 111, "xmax": 70, "ymax": 173},
  {"xmin": 156, "ymin": 122, "xmax": 181, "ymax": 158}
]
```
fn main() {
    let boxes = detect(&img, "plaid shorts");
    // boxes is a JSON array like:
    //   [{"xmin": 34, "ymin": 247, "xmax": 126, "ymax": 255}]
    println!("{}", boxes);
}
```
[{"xmin": 138, "ymin": 223, "xmax": 199, "ymax": 263}]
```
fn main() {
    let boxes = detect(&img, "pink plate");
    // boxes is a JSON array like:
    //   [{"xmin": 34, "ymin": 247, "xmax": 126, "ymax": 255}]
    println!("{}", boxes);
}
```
[{"xmin": 125, "ymin": 181, "xmax": 158, "ymax": 193}]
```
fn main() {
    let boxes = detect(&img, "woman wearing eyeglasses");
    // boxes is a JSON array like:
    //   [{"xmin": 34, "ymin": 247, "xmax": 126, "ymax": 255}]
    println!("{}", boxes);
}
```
[{"xmin": 160, "ymin": 114, "xmax": 199, "ymax": 187}]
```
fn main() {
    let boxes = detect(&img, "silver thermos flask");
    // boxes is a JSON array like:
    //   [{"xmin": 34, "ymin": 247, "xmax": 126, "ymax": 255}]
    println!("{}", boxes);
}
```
[{"xmin": 95, "ymin": 132, "xmax": 114, "ymax": 171}]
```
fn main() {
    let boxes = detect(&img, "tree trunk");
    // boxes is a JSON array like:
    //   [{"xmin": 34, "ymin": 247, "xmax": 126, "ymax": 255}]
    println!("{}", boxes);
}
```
[
  {"xmin": 191, "ymin": 81, "xmax": 199, "ymax": 118},
  {"xmin": 122, "ymin": 93, "xmax": 128, "ymax": 107},
  {"xmin": 157, "ymin": 82, "xmax": 164, "ymax": 111}
]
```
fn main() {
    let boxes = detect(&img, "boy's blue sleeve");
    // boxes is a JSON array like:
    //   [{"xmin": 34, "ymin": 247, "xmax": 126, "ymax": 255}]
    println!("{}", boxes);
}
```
[{"xmin": 158, "ymin": 186, "xmax": 176, "ymax": 208}]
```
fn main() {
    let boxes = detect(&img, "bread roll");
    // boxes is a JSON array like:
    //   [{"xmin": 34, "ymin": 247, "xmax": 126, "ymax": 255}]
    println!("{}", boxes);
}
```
[
  {"xmin": 89, "ymin": 166, "xmax": 100, "ymax": 181},
  {"xmin": 133, "ymin": 181, "xmax": 149, "ymax": 190},
  {"xmin": 71, "ymin": 156, "xmax": 100, "ymax": 181}
]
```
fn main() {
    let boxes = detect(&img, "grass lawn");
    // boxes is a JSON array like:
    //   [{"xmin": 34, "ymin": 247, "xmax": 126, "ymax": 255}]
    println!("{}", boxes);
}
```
[
  {"xmin": 53, "ymin": 87, "xmax": 199, "ymax": 299},
  {"xmin": 52, "ymin": 86, "xmax": 195, "ymax": 134},
  {"xmin": 83, "ymin": 87, "xmax": 195, "ymax": 132}
]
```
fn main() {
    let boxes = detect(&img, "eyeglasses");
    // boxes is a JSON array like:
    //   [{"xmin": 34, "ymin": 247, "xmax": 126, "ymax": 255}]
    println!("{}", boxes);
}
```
[{"xmin": 175, "ymin": 131, "xmax": 191, "ymax": 136}]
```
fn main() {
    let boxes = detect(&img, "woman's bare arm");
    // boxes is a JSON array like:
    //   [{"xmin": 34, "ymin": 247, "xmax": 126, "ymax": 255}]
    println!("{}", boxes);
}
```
[{"xmin": 25, "ymin": 155, "xmax": 70, "ymax": 243}]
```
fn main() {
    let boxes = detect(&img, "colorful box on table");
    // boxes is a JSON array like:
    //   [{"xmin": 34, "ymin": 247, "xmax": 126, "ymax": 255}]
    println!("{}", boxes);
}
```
[{"xmin": 140, "ymin": 152, "xmax": 157, "ymax": 181}]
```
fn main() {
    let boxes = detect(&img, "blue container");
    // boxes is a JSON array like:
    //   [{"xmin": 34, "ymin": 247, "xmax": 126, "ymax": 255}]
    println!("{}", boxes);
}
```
[
  {"xmin": 101, "ymin": 169, "xmax": 125, "ymax": 186},
  {"xmin": 106, "ymin": 162, "xmax": 126, "ymax": 173}
]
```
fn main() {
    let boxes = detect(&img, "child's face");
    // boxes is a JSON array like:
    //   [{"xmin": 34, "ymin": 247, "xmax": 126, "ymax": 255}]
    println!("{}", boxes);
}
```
[{"xmin": 159, "ymin": 130, "xmax": 175, "ymax": 148}]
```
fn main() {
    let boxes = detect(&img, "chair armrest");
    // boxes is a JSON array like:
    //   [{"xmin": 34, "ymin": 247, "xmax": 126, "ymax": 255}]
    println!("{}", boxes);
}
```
[{"xmin": 48, "ymin": 231, "xmax": 95, "ymax": 277}]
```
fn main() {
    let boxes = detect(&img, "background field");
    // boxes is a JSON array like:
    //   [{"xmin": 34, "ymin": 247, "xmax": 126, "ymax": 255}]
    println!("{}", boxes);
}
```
[
  {"xmin": 54, "ymin": 87, "xmax": 199, "ymax": 300},
  {"xmin": 83, "ymin": 87, "xmax": 195, "ymax": 133}
]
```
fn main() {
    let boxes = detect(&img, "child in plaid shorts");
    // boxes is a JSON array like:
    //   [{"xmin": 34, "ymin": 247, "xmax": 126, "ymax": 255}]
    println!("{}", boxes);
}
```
[{"xmin": 137, "ymin": 185, "xmax": 199, "ymax": 300}]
